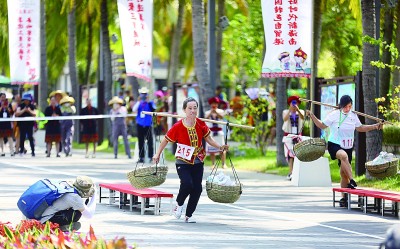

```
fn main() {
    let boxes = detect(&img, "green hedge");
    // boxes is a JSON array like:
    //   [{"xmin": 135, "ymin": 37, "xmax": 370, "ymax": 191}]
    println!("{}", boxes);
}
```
[{"xmin": 383, "ymin": 125, "xmax": 400, "ymax": 146}]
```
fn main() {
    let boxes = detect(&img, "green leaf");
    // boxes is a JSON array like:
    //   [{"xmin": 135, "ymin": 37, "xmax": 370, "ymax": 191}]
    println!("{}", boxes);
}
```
[{"xmin": 3, "ymin": 225, "xmax": 14, "ymax": 242}]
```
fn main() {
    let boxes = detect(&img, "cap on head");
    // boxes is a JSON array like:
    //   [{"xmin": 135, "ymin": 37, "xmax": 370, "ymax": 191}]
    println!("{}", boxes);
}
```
[
  {"xmin": 138, "ymin": 87, "xmax": 149, "ymax": 94},
  {"xmin": 21, "ymin": 93, "xmax": 33, "ymax": 102},
  {"xmin": 287, "ymin": 95, "xmax": 300, "ymax": 105},
  {"xmin": 69, "ymin": 176, "xmax": 95, "ymax": 198},
  {"xmin": 208, "ymin": 97, "xmax": 220, "ymax": 105}
]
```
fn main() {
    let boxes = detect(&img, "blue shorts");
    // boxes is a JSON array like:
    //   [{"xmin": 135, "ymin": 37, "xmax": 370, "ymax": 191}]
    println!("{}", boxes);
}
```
[{"xmin": 327, "ymin": 141, "xmax": 353, "ymax": 167}]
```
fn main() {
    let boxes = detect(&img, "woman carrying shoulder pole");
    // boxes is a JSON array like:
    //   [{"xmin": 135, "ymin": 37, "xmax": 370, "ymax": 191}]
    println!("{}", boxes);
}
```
[
  {"xmin": 152, "ymin": 97, "xmax": 229, "ymax": 223},
  {"xmin": 307, "ymin": 95, "xmax": 382, "ymax": 207}
]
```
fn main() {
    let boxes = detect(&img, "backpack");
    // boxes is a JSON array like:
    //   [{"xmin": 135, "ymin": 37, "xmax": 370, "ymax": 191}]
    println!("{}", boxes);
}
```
[{"xmin": 17, "ymin": 179, "xmax": 76, "ymax": 219}]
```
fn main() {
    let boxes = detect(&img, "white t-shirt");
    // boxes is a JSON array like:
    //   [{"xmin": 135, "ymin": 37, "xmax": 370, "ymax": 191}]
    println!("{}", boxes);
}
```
[
  {"xmin": 40, "ymin": 192, "xmax": 85, "ymax": 223},
  {"xmin": 323, "ymin": 110, "xmax": 362, "ymax": 149}
]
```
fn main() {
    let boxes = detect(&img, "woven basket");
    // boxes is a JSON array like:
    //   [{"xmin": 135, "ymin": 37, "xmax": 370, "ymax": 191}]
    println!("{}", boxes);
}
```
[
  {"xmin": 365, "ymin": 158, "xmax": 399, "ymax": 179},
  {"xmin": 206, "ymin": 181, "xmax": 242, "ymax": 203},
  {"xmin": 127, "ymin": 165, "xmax": 168, "ymax": 189},
  {"xmin": 294, "ymin": 138, "xmax": 326, "ymax": 162}
]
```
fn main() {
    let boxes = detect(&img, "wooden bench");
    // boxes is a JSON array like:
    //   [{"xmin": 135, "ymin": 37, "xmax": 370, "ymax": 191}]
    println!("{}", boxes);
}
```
[
  {"xmin": 99, "ymin": 183, "xmax": 174, "ymax": 215},
  {"xmin": 333, "ymin": 188, "xmax": 400, "ymax": 217}
]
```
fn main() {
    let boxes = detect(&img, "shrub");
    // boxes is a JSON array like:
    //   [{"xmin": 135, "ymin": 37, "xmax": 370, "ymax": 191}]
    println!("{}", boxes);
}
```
[
  {"xmin": 0, "ymin": 220, "xmax": 134, "ymax": 249},
  {"xmin": 383, "ymin": 124, "xmax": 400, "ymax": 146}
]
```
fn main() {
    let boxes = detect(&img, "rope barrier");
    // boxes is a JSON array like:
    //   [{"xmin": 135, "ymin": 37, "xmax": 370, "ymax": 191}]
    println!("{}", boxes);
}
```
[{"xmin": 0, "ymin": 113, "xmax": 137, "ymax": 122}]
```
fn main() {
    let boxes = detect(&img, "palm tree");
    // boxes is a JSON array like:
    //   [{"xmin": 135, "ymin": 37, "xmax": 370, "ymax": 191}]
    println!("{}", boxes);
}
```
[
  {"xmin": 39, "ymin": 0, "xmax": 48, "ymax": 112},
  {"xmin": 380, "ymin": 5, "xmax": 394, "ymax": 102},
  {"xmin": 191, "ymin": 0, "xmax": 213, "ymax": 109},
  {"xmin": 101, "ymin": 0, "xmax": 112, "ymax": 108},
  {"xmin": 167, "ymin": 0, "xmax": 185, "ymax": 86},
  {"xmin": 361, "ymin": 0, "xmax": 381, "ymax": 161},
  {"xmin": 215, "ymin": 0, "xmax": 225, "ymax": 87},
  {"xmin": 392, "ymin": 2, "xmax": 400, "ymax": 98}
]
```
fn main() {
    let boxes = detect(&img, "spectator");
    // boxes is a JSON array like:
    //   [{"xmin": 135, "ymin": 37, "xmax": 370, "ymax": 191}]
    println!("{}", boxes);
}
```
[
  {"xmin": 154, "ymin": 90, "xmax": 167, "ymax": 135},
  {"xmin": 60, "ymin": 96, "xmax": 76, "ymax": 157},
  {"xmin": 80, "ymin": 98, "xmax": 99, "ymax": 158},
  {"xmin": 11, "ymin": 94, "xmax": 21, "ymax": 154},
  {"xmin": 132, "ymin": 87, "xmax": 156, "ymax": 163},
  {"xmin": 126, "ymin": 96, "xmax": 136, "ymax": 137},
  {"xmin": 205, "ymin": 97, "xmax": 227, "ymax": 168},
  {"xmin": 230, "ymin": 90, "xmax": 244, "ymax": 118},
  {"xmin": 44, "ymin": 97, "xmax": 62, "ymax": 157},
  {"xmin": 109, "ymin": 96, "xmax": 131, "ymax": 159},
  {"xmin": 282, "ymin": 96, "xmax": 305, "ymax": 181},
  {"xmin": 39, "ymin": 176, "xmax": 96, "ymax": 232},
  {"xmin": 15, "ymin": 93, "xmax": 36, "ymax": 157},
  {"xmin": 0, "ymin": 98, "xmax": 14, "ymax": 156},
  {"xmin": 215, "ymin": 86, "xmax": 229, "ymax": 110},
  {"xmin": 49, "ymin": 90, "xmax": 67, "ymax": 106},
  {"xmin": 267, "ymin": 108, "xmax": 277, "ymax": 145}
]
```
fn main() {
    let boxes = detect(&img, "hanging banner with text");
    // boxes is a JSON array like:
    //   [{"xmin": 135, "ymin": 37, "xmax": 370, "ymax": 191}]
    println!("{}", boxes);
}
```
[
  {"xmin": 8, "ymin": 0, "xmax": 41, "ymax": 85},
  {"xmin": 261, "ymin": 0, "xmax": 312, "ymax": 78},
  {"xmin": 117, "ymin": 0, "xmax": 153, "ymax": 82}
]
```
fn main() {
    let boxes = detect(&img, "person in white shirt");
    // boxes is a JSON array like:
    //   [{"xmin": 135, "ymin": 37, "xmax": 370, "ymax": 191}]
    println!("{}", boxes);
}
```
[
  {"xmin": 307, "ymin": 95, "xmax": 382, "ymax": 206},
  {"xmin": 282, "ymin": 96, "xmax": 305, "ymax": 180},
  {"xmin": 40, "ymin": 176, "xmax": 96, "ymax": 231}
]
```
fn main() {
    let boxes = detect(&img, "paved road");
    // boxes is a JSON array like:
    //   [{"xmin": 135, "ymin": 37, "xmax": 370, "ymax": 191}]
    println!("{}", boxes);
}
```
[{"xmin": 0, "ymin": 148, "xmax": 397, "ymax": 249}]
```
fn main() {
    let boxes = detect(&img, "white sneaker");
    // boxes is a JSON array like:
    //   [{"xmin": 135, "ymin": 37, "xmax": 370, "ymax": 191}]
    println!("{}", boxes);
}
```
[
  {"xmin": 173, "ymin": 204, "xmax": 184, "ymax": 219},
  {"xmin": 185, "ymin": 216, "xmax": 196, "ymax": 223}
]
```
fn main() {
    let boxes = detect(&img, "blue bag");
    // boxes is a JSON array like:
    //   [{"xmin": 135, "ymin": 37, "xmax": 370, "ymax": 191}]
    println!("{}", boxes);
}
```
[{"xmin": 17, "ymin": 179, "xmax": 76, "ymax": 219}]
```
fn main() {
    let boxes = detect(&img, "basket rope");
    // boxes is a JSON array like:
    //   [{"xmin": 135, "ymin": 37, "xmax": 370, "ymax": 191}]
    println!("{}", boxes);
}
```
[
  {"xmin": 133, "ymin": 114, "xmax": 164, "ymax": 177},
  {"xmin": 127, "ymin": 114, "xmax": 168, "ymax": 189},
  {"xmin": 292, "ymin": 102, "xmax": 326, "ymax": 162},
  {"xmin": 206, "ymin": 123, "xmax": 242, "ymax": 203}
]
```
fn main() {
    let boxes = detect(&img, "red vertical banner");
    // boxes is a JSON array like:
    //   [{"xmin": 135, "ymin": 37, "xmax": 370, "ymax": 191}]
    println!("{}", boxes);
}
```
[
  {"xmin": 117, "ymin": 0, "xmax": 153, "ymax": 82},
  {"xmin": 8, "ymin": 0, "xmax": 40, "ymax": 85},
  {"xmin": 261, "ymin": 0, "xmax": 313, "ymax": 78}
]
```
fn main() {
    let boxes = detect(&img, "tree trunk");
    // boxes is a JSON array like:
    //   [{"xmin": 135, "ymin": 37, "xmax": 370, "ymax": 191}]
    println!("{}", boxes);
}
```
[
  {"xmin": 379, "ymin": 6, "xmax": 393, "ymax": 100},
  {"xmin": 361, "ymin": 0, "xmax": 381, "ymax": 161},
  {"xmin": 392, "ymin": 2, "xmax": 400, "ymax": 99},
  {"xmin": 39, "ymin": 0, "xmax": 48, "ymax": 112},
  {"xmin": 84, "ymin": 8, "xmax": 93, "ymax": 86},
  {"xmin": 68, "ymin": 1, "xmax": 79, "ymax": 99},
  {"xmin": 215, "ymin": 0, "xmax": 224, "ymax": 87},
  {"xmin": 101, "ymin": 0, "xmax": 112, "ymax": 107},
  {"xmin": 276, "ymin": 77, "xmax": 287, "ymax": 166},
  {"xmin": 192, "ymin": 0, "xmax": 212, "ymax": 110},
  {"xmin": 310, "ymin": 0, "xmax": 323, "ymax": 101},
  {"xmin": 167, "ymin": 0, "xmax": 185, "ymax": 86},
  {"xmin": 101, "ymin": 0, "xmax": 113, "ymax": 142}
]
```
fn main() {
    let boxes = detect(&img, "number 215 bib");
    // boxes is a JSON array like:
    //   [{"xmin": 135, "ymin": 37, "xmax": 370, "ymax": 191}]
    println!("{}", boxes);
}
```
[{"xmin": 175, "ymin": 143, "xmax": 195, "ymax": 161}]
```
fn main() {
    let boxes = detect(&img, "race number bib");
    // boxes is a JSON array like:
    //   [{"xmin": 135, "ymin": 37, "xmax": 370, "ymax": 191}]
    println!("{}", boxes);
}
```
[
  {"xmin": 3, "ymin": 112, "xmax": 7, "ymax": 118},
  {"xmin": 175, "ymin": 143, "xmax": 195, "ymax": 161},
  {"xmin": 291, "ymin": 126, "xmax": 298, "ymax": 135},
  {"xmin": 341, "ymin": 137, "xmax": 354, "ymax": 149}
]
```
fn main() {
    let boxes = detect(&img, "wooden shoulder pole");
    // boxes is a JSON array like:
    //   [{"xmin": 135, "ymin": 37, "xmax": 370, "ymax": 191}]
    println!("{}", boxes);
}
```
[
  {"xmin": 141, "ymin": 111, "xmax": 255, "ymax": 130},
  {"xmin": 299, "ymin": 98, "xmax": 392, "ymax": 125}
]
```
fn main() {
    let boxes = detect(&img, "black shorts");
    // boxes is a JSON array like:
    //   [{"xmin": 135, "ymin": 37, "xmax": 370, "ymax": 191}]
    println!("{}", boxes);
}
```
[{"xmin": 327, "ymin": 141, "xmax": 353, "ymax": 167}]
